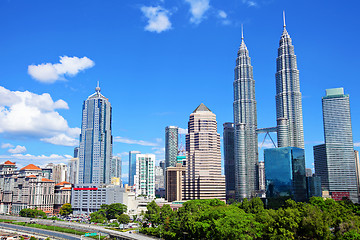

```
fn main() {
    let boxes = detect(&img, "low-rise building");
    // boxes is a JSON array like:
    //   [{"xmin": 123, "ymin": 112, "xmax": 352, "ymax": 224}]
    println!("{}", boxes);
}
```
[{"xmin": 54, "ymin": 181, "xmax": 72, "ymax": 214}]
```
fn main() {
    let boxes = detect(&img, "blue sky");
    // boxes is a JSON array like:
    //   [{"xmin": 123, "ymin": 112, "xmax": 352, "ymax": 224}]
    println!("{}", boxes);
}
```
[{"xmin": 0, "ymin": 0, "xmax": 359, "ymax": 184}]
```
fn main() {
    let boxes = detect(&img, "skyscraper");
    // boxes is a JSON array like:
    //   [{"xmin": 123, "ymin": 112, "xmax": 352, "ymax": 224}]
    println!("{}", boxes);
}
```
[
  {"xmin": 110, "ymin": 156, "xmax": 122, "ymax": 180},
  {"xmin": 314, "ymin": 88, "xmax": 358, "ymax": 202},
  {"xmin": 165, "ymin": 126, "xmax": 179, "ymax": 168},
  {"xmin": 183, "ymin": 103, "xmax": 226, "ymax": 200},
  {"xmin": 78, "ymin": 84, "xmax": 113, "ymax": 184},
  {"xmin": 67, "ymin": 158, "xmax": 79, "ymax": 184},
  {"xmin": 233, "ymin": 29, "xmax": 258, "ymax": 200},
  {"xmin": 275, "ymin": 13, "xmax": 304, "ymax": 149},
  {"xmin": 223, "ymin": 122, "xmax": 235, "ymax": 200},
  {"xmin": 128, "ymin": 151, "xmax": 141, "ymax": 186}
]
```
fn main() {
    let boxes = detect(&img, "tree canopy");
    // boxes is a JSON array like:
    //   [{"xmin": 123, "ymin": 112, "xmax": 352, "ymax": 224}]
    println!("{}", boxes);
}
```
[
  {"xmin": 59, "ymin": 203, "xmax": 73, "ymax": 216},
  {"xmin": 90, "ymin": 203, "xmax": 127, "ymax": 223},
  {"xmin": 140, "ymin": 197, "xmax": 360, "ymax": 239}
]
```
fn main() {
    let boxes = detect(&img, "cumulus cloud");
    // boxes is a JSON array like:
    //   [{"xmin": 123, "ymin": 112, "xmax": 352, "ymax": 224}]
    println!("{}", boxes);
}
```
[
  {"xmin": 8, "ymin": 145, "xmax": 26, "ymax": 154},
  {"xmin": 28, "ymin": 56, "xmax": 95, "ymax": 83},
  {"xmin": 184, "ymin": 0, "xmax": 210, "ymax": 24},
  {"xmin": 217, "ymin": 10, "xmax": 231, "ymax": 25},
  {"xmin": 354, "ymin": 142, "xmax": 360, "ymax": 147},
  {"xmin": 141, "ymin": 6, "xmax": 172, "ymax": 33},
  {"xmin": 114, "ymin": 136, "xmax": 159, "ymax": 146},
  {"xmin": 0, "ymin": 153, "xmax": 71, "ymax": 168},
  {"xmin": 0, "ymin": 86, "xmax": 79, "ymax": 147},
  {"xmin": 1, "ymin": 143, "xmax": 14, "ymax": 149},
  {"xmin": 41, "ymin": 133, "xmax": 79, "ymax": 147},
  {"xmin": 218, "ymin": 10, "xmax": 227, "ymax": 18}
]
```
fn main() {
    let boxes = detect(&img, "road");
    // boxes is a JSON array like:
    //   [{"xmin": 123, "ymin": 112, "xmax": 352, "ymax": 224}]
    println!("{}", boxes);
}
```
[
  {"xmin": 0, "ymin": 222, "xmax": 85, "ymax": 240},
  {"xmin": 0, "ymin": 215, "xmax": 158, "ymax": 240}
]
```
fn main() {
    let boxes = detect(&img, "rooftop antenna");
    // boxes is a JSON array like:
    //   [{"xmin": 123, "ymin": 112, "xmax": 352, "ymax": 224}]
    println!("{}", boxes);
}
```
[
  {"xmin": 241, "ymin": 24, "xmax": 244, "ymax": 40},
  {"xmin": 283, "ymin": 10, "xmax": 286, "ymax": 28},
  {"xmin": 95, "ymin": 81, "xmax": 101, "ymax": 93}
]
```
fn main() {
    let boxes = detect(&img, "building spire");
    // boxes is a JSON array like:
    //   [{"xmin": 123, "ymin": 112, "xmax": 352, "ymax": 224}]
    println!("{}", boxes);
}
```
[
  {"xmin": 95, "ymin": 81, "xmax": 101, "ymax": 93},
  {"xmin": 283, "ymin": 11, "xmax": 286, "ymax": 28},
  {"xmin": 241, "ymin": 24, "xmax": 244, "ymax": 40}
]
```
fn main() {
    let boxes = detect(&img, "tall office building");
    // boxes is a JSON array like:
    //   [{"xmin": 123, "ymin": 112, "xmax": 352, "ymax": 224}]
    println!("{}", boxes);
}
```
[
  {"xmin": 53, "ymin": 163, "xmax": 67, "ymax": 184},
  {"xmin": 183, "ymin": 103, "xmax": 226, "ymax": 200},
  {"xmin": 275, "ymin": 13, "xmax": 304, "ymax": 149},
  {"xmin": 355, "ymin": 150, "xmax": 360, "ymax": 196},
  {"xmin": 223, "ymin": 122, "xmax": 235, "ymax": 200},
  {"xmin": 78, "ymin": 85, "xmax": 113, "ymax": 184},
  {"xmin": 314, "ymin": 88, "xmax": 358, "ymax": 202},
  {"xmin": 233, "ymin": 29, "xmax": 258, "ymax": 200},
  {"xmin": 165, "ymin": 126, "xmax": 179, "ymax": 168},
  {"xmin": 128, "ymin": 151, "xmax": 141, "ymax": 186},
  {"xmin": 134, "ymin": 154, "xmax": 155, "ymax": 198},
  {"xmin": 110, "ymin": 156, "xmax": 122, "ymax": 184}
]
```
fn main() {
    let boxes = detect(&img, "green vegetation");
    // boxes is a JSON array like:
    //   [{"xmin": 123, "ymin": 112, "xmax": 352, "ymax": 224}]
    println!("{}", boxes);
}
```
[
  {"xmin": 59, "ymin": 203, "xmax": 73, "ymax": 216},
  {"xmin": 140, "ymin": 197, "xmax": 360, "ymax": 239},
  {"xmin": 90, "ymin": 203, "xmax": 127, "ymax": 223},
  {"xmin": 0, "ymin": 219, "xmax": 15, "ymax": 222},
  {"xmin": 117, "ymin": 214, "xmax": 130, "ymax": 224},
  {"xmin": 19, "ymin": 208, "xmax": 47, "ymax": 219}
]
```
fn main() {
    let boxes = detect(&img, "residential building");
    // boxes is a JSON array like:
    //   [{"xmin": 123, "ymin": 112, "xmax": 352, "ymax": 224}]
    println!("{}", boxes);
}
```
[
  {"xmin": 129, "ymin": 151, "xmax": 141, "ymax": 186},
  {"xmin": 223, "ymin": 122, "xmax": 235, "ymax": 200},
  {"xmin": 166, "ymin": 163, "xmax": 185, "ymax": 202},
  {"xmin": 314, "ymin": 88, "xmax": 358, "ymax": 202},
  {"xmin": 183, "ymin": 103, "xmax": 226, "ymax": 200},
  {"xmin": 0, "ymin": 161, "xmax": 17, "ymax": 214},
  {"xmin": 134, "ymin": 154, "xmax": 155, "ymax": 198},
  {"xmin": 264, "ymin": 147, "xmax": 307, "ymax": 202},
  {"xmin": 67, "ymin": 158, "xmax": 79, "ymax": 185},
  {"xmin": 155, "ymin": 166, "xmax": 164, "ymax": 189},
  {"xmin": 54, "ymin": 181, "xmax": 72, "ymax": 214},
  {"xmin": 42, "ymin": 163, "xmax": 54, "ymax": 180},
  {"xmin": 53, "ymin": 163, "xmax": 67, "ymax": 184},
  {"xmin": 78, "ymin": 84, "xmax": 113, "ymax": 184},
  {"xmin": 275, "ymin": 14, "xmax": 304, "ymax": 149}
]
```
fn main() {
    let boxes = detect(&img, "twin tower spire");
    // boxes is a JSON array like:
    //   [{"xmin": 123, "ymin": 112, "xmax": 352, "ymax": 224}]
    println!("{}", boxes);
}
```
[{"xmin": 233, "ymin": 13, "xmax": 304, "ymax": 200}]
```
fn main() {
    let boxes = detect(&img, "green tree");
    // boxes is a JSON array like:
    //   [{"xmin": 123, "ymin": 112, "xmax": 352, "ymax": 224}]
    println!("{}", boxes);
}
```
[
  {"xmin": 117, "ymin": 214, "xmax": 130, "ymax": 224},
  {"xmin": 90, "ymin": 210, "xmax": 107, "ymax": 223},
  {"xmin": 59, "ymin": 203, "xmax": 73, "ymax": 216},
  {"xmin": 105, "ymin": 203, "xmax": 127, "ymax": 220}
]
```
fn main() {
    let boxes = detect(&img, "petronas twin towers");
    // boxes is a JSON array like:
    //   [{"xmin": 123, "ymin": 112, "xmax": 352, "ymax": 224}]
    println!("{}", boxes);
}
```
[{"xmin": 233, "ymin": 14, "xmax": 304, "ymax": 199}]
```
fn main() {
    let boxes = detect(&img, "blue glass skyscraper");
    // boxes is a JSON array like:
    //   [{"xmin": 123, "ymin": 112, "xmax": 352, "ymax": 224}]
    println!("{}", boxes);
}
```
[
  {"xmin": 78, "ymin": 85, "xmax": 113, "ymax": 184},
  {"xmin": 129, "ymin": 151, "xmax": 141, "ymax": 186}
]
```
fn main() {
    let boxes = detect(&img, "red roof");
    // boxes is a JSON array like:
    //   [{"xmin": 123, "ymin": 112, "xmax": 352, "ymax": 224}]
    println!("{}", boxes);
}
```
[
  {"xmin": 20, "ymin": 164, "xmax": 41, "ymax": 171},
  {"xmin": 41, "ymin": 178, "xmax": 53, "ymax": 182},
  {"xmin": 4, "ymin": 161, "xmax": 15, "ymax": 165},
  {"xmin": 55, "ymin": 181, "xmax": 70, "ymax": 186},
  {"xmin": 26, "ymin": 175, "xmax": 37, "ymax": 178},
  {"xmin": 61, "ymin": 187, "xmax": 72, "ymax": 190}
]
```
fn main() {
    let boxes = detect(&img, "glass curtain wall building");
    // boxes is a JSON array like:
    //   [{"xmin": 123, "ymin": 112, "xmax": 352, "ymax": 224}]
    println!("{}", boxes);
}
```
[
  {"xmin": 165, "ymin": 126, "xmax": 179, "ymax": 168},
  {"xmin": 314, "ymin": 88, "xmax": 358, "ymax": 202},
  {"xmin": 128, "ymin": 151, "xmax": 141, "ymax": 186},
  {"xmin": 264, "ymin": 147, "xmax": 307, "ymax": 202},
  {"xmin": 223, "ymin": 122, "xmax": 235, "ymax": 200},
  {"xmin": 78, "ymin": 85, "xmax": 113, "ymax": 184}
]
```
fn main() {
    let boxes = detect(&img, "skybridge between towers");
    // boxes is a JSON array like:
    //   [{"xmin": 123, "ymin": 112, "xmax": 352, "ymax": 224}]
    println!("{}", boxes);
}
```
[{"xmin": 256, "ymin": 127, "xmax": 277, "ymax": 150}]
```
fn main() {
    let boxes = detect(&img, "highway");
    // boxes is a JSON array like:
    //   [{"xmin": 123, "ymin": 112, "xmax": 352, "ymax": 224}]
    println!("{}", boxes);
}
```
[{"xmin": 0, "ymin": 215, "xmax": 158, "ymax": 240}]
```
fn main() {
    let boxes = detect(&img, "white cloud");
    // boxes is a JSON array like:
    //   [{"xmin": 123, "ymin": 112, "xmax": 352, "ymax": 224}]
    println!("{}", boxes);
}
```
[
  {"xmin": 141, "ymin": 6, "xmax": 172, "ymax": 33},
  {"xmin": 184, "ymin": 0, "xmax": 210, "ymax": 24},
  {"xmin": 8, "ymin": 145, "xmax": 26, "ymax": 154},
  {"xmin": 28, "ymin": 56, "xmax": 95, "ymax": 83},
  {"xmin": 218, "ymin": 10, "xmax": 227, "ymax": 18},
  {"xmin": 114, "ymin": 136, "xmax": 159, "ymax": 146},
  {"xmin": 178, "ymin": 128, "xmax": 188, "ymax": 134},
  {"xmin": 0, "ymin": 153, "xmax": 71, "ymax": 169},
  {"xmin": 1, "ymin": 143, "xmax": 14, "ymax": 149},
  {"xmin": 242, "ymin": 0, "xmax": 257, "ymax": 7},
  {"xmin": 41, "ymin": 133, "xmax": 79, "ymax": 147},
  {"xmin": 0, "ymin": 86, "xmax": 79, "ymax": 147},
  {"xmin": 354, "ymin": 142, "xmax": 360, "ymax": 147},
  {"xmin": 258, "ymin": 139, "xmax": 276, "ymax": 149}
]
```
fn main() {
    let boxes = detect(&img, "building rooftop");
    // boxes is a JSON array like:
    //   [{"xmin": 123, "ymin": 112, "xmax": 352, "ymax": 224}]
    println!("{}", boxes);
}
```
[
  {"xmin": 26, "ymin": 175, "xmax": 37, "ymax": 178},
  {"xmin": 4, "ymin": 161, "xmax": 15, "ymax": 165},
  {"xmin": 42, "ymin": 178, "xmax": 53, "ymax": 182},
  {"xmin": 55, "ymin": 181, "xmax": 71, "ymax": 186},
  {"xmin": 193, "ymin": 103, "xmax": 211, "ymax": 113},
  {"xmin": 20, "ymin": 164, "xmax": 42, "ymax": 171}
]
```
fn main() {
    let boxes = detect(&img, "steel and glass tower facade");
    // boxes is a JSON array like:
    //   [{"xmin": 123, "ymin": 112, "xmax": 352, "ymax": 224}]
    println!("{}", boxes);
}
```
[
  {"xmin": 233, "ymin": 32, "xmax": 258, "ymax": 200},
  {"xmin": 165, "ymin": 126, "xmax": 178, "ymax": 169},
  {"xmin": 129, "ymin": 151, "xmax": 141, "ymax": 186},
  {"xmin": 314, "ymin": 88, "xmax": 358, "ymax": 202},
  {"xmin": 275, "ymin": 15, "xmax": 304, "ymax": 149},
  {"xmin": 78, "ymin": 85, "xmax": 113, "ymax": 184}
]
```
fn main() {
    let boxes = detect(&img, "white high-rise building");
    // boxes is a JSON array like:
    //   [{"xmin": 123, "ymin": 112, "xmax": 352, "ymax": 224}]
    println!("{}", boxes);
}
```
[
  {"xmin": 53, "ymin": 163, "xmax": 67, "ymax": 184},
  {"xmin": 134, "ymin": 154, "xmax": 155, "ymax": 198},
  {"xmin": 78, "ymin": 84, "xmax": 113, "ymax": 184},
  {"xmin": 67, "ymin": 158, "xmax": 79, "ymax": 184}
]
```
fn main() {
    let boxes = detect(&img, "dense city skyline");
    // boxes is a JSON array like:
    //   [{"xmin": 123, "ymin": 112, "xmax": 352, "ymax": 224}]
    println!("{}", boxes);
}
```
[{"xmin": 0, "ymin": 0, "xmax": 359, "ymax": 184}]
